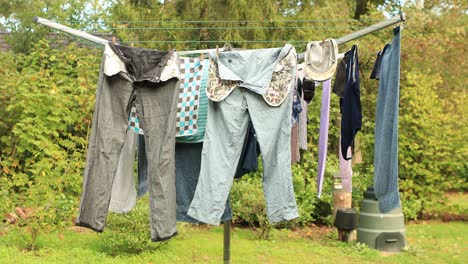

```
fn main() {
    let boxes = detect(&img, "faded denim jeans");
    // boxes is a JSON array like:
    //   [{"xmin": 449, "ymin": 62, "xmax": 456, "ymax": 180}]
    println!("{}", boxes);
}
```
[
  {"xmin": 187, "ymin": 88, "xmax": 299, "ymax": 225},
  {"xmin": 76, "ymin": 43, "xmax": 179, "ymax": 242},
  {"xmin": 187, "ymin": 46, "xmax": 299, "ymax": 225}
]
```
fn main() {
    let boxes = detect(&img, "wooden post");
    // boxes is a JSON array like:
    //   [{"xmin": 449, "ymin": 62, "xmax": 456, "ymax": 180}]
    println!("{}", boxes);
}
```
[
  {"xmin": 333, "ymin": 190, "xmax": 357, "ymax": 242},
  {"xmin": 338, "ymin": 228, "xmax": 357, "ymax": 242},
  {"xmin": 332, "ymin": 190, "xmax": 352, "ymax": 221},
  {"xmin": 334, "ymin": 207, "xmax": 358, "ymax": 243}
]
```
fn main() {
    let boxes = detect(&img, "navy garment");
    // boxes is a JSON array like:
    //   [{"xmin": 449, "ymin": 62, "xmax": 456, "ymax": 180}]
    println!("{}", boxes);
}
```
[
  {"xmin": 137, "ymin": 134, "xmax": 148, "ymax": 197},
  {"xmin": 340, "ymin": 45, "xmax": 362, "ymax": 160},
  {"xmin": 234, "ymin": 121, "xmax": 260, "ymax": 179},
  {"xmin": 370, "ymin": 48, "xmax": 385, "ymax": 80}
]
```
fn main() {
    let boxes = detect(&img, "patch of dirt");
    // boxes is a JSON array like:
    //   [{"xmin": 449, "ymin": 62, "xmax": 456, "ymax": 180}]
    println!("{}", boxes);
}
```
[
  {"xmin": 289, "ymin": 224, "xmax": 334, "ymax": 240},
  {"xmin": 420, "ymin": 212, "xmax": 467, "ymax": 222}
]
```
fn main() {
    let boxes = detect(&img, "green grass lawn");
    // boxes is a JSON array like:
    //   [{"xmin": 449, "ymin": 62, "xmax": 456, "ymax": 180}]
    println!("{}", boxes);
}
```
[
  {"xmin": 1, "ymin": 192, "xmax": 466, "ymax": 263},
  {"xmin": 0, "ymin": 220, "xmax": 466, "ymax": 264}
]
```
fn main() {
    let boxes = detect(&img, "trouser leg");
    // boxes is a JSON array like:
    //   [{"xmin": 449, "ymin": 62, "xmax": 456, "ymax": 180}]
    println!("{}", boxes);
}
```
[
  {"xmin": 245, "ymin": 90, "xmax": 299, "ymax": 223},
  {"xmin": 109, "ymin": 130, "xmax": 137, "ymax": 213},
  {"xmin": 77, "ymin": 73, "xmax": 134, "ymax": 231},
  {"xmin": 187, "ymin": 88, "xmax": 249, "ymax": 225},
  {"xmin": 136, "ymin": 78, "xmax": 179, "ymax": 241}
]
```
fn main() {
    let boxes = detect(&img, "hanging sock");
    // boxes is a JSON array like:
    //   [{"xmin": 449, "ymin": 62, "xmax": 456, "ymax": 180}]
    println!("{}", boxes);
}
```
[{"xmin": 317, "ymin": 79, "xmax": 332, "ymax": 198}]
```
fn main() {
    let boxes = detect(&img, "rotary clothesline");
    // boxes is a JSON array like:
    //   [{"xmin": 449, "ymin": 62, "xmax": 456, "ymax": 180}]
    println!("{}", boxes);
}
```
[
  {"xmin": 34, "ymin": 14, "xmax": 405, "ymax": 264},
  {"xmin": 33, "ymin": 13, "xmax": 405, "ymax": 55}
]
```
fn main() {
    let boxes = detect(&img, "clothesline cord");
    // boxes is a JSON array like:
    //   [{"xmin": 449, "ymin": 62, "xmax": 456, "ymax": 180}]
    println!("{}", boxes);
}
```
[
  {"xmin": 121, "ymin": 40, "xmax": 311, "ymax": 43},
  {"xmin": 108, "ymin": 25, "xmax": 379, "ymax": 30},
  {"xmin": 57, "ymin": 19, "xmax": 388, "ymax": 24}
]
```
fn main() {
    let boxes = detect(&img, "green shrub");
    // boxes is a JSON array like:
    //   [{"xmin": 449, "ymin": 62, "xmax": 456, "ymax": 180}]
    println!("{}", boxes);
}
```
[
  {"xmin": 99, "ymin": 197, "xmax": 169, "ymax": 255},
  {"xmin": 0, "ymin": 39, "xmax": 101, "ymax": 249},
  {"xmin": 231, "ymin": 171, "xmax": 273, "ymax": 239}
]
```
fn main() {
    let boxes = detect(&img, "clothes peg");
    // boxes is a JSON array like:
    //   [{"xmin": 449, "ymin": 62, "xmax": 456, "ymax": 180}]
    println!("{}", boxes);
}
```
[
  {"xmin": 112, "ymin": 36, "xmax": 116, "ymax": 44},
  {"xmin": 216, "ymin": 45, "xmax": 220, "ymax": 59},
  {"xmin": 168, "ymin": 44, "xmax": 172, "ymax": 52},
  {"xmin": 130, "ymin": 42, "xmax": 134, "ymax": 47},
  {"xmin": 354, "ymin": 40, "xmax": 360, "ymax": 46},
  {"xmin": 199, "ymin": 53, "xmax": 204, "ymax": 61}
]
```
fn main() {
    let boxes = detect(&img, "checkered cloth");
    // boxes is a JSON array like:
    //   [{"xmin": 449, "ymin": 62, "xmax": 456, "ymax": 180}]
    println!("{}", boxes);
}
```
[
  {"xmin": 176, "ymin": 57, "xmax": 204, "ymax": 137},
  {"xmin": 127, "ymin": 57, "xmax": 205, "ymax": 137},
  {"xmin": 128, "ymin": 106, "xmax": 144, "ymax": 135}
]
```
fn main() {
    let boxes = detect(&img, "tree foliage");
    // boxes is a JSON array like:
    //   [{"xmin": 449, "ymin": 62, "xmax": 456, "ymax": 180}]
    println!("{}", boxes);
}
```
[{"xmin": 0, "ymin": 40, "xmax": 100, "ymax": 249}]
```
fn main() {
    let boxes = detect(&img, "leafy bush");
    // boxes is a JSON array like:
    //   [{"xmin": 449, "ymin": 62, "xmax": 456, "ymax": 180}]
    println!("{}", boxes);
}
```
[
  {"xmin": 398, "ymin": 71, "xmax": 457, "ymax": 219},
  {"xmin": 0, "ymin": 40, "xmax": 100, "ymax": 249},
  {"xmin": 99, "ymin": 197, "xmax": 169, "ymax": 255},
  {"xmin": 231, "ymin": 170, "xmax": 273, "ymax": 239}
]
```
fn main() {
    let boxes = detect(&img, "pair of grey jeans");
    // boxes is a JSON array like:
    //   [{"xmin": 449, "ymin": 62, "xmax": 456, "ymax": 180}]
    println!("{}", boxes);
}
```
[
  {"xmin": 76, "ymin": 44, "xmax": 179, "ymax": 242},
  {"xmin": 187, "ymin": 87, "xmax": 299, "ymax": 225}
]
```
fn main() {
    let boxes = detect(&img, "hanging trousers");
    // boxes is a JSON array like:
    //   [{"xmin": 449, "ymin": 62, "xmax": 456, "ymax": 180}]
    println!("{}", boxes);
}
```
[
  {"xmin": 374, "ymin": 26, "xmax": 402, "ymax": 213},
  {"xmin": 187, "ymin": 88, "xmax": 299, "ymax": 225},
  {"xmin": 76, "ymin": 45, "xmax": 179, "ymax": 242}
]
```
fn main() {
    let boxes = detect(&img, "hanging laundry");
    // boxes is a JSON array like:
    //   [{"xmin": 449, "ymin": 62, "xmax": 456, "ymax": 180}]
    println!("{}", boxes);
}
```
[
  {"xmin": 332, "ymin": 52, "xmax": 348, "ymax": 99},
  {"xmin": 127, "ymin": 106, "xmax": 145, "ymax": 135},
  {"xmin": 176, "ymin": 59, "xmax": 211, "ymax": 143},
  {"xmin": 302, "ymin": 78, "xmax": 316, "ymax": 103},
  {"xmin": 137, "ymin": 134, "xmax": 148, "ymax": 197},
  {"xmin": 109, "ymin": 129, "xmax": 137, "ymax": 213},
  {"xmin": 187, "ymin": 45, "xmax": 299, "ymax": 225},
  {"xmin": 291, "ymin": 75, "xmax": 302, "ymax": 164},
  {"xmin": 175, "ymin": 143, "xmax": 233, "ymax": 223},
  {"xmin": 370, "ymin": 49, "xmax": 385, "ymax": 80},
  {"xmin": 206, "ymin": 45, "xmax": 294, "ymax": 106},
  {"xmin": 176, "ymin": 57, "xmax": 205, "ymax": 137},
  {"xmin": 373, "ymin": 26, "xmax": 402, "ymax": 213},
  {"xmin": 234, "ymin": 121, "xmax": 260, "ymax": 179},
  {"xmin": 316, "ymin": 80, "xmax": 332, "ymax": 198},
  {"xmin": 304, "ymin": 38, "xmax": 339, "ymax": 81},
  {"xmin": 292, "ymin": 84, "xmax": 303, "ymax": 124},
  {"xmin": 136, "ymin": 58, "xmax": 211, "ymax": 199},
  {"xmin": 120, "ymin": 58, "xmax": 259, "ymax": 220},
  {"xmin": 298, "ymin": 95, "xmax": 309, "ymax": 151},
  {"xmin": 296, "ymin": 65, "xmax": 309, "ymax": 151},
  {"xmin": 339, "ymin": 137, "xmax": 353, "ymax": 193},
  {"xmin": 340, "ymin": 45, "xmax": 362, "ymax": 160},
  {"xmin": 76, "ymin": 43, "xmax": 179, "ymax": 242},
  {"xmin": 331, "ymin": 50, "xmax": 357, "ymax": 192}
]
